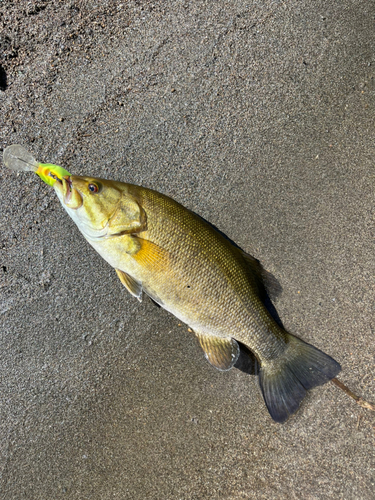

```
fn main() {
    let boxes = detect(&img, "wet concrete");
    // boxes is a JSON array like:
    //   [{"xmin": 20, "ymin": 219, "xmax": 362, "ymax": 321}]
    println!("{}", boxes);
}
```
[{"xmin": 0, "ymin": 1, "xmax": 374, "ymax": 498}]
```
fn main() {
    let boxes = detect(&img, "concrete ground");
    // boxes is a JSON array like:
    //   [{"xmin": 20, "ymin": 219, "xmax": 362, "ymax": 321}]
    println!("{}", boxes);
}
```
[{"xmin": 0, "ymin": 1, "xmax": 374, "ymax": 498}]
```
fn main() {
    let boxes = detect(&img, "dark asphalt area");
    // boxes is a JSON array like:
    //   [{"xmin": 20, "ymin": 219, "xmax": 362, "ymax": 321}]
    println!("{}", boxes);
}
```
[{"xmin": 0, "ymin": 1, "xmax": 374, "ymax": 499}]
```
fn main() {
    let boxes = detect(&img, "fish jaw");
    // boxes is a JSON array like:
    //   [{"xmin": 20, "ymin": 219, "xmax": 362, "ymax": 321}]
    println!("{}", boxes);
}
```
[
  {"xmin": 54, "ymin": 176, "xmax": 83, "ymax": 210},
  {"xmin": 62, "ymin": 177, "xmax": 83, "ymax": 209},
  {"xmin": 53, "ymin": 175, "xmax": 114, "ymax": 241}
]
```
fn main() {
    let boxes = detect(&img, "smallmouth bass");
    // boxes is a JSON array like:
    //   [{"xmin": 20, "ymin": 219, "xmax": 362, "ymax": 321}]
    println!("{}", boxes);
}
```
[
  {"xmin": 50, "ymin": 173, "xmax": 340, "ymax": 423},
  {"xmin": 3, "ymin": 145, "xmax": 341, "ymax": 423}
]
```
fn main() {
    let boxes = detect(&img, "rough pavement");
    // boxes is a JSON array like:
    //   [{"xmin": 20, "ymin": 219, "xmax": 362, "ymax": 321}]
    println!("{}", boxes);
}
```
[{"xmin": 0, "ymin": 1, "xmax": 374, "ymax": 499}]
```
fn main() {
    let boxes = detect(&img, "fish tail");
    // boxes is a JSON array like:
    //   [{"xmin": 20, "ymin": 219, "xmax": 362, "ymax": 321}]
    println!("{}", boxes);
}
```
[{"xmin": 259, "ymin": 334, "xmax": 341, "ymax": 423}]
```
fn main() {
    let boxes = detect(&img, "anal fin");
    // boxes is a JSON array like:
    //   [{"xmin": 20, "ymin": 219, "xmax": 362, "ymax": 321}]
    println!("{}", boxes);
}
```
[
  {"xmin": 116, "ymin": 269, "xmax": 143, "ymax": 302},
  {"xmin": 194, "ymin": 331, "xmax": 240, "ymax": 371}
]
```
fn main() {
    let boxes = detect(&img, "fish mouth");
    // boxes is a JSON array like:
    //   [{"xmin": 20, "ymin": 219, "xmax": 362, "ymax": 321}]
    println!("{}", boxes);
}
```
[
  {"xmin": 62, "ymin": 176, "xmax": 73, "ymax": 203},
  {"xmin": 54, "ymin": 175, "xmax": 82, "ymax": 209}
]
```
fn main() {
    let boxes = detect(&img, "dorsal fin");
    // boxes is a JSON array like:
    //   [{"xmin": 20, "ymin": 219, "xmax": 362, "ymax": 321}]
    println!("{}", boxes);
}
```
[
  {"xmin": 116, "ymin": 269, "xmax": 143, "ymax": 302},
  {"xmin": 240, "ymin": 250, "xmax": 282, "ymax": 301},
  {"xmin": 194, "ymin": 331, "xmax": 240, "ymax": 371}
]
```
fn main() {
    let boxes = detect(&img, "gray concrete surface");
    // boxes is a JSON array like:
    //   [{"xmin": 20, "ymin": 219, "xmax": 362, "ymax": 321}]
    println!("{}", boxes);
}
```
[{"xmin": 0, "ymin": 1, "xmax": 374, "ymax": 498}]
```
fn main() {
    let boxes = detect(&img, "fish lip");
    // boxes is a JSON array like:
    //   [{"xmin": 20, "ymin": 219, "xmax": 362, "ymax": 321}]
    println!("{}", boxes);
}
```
[
  {"xmin": 62, "ymin": 176, "xmax": 72, "ymax": 203},
  {"xmin": 53, "ymin": 176, "xmax": 64, "ymax": 197}
]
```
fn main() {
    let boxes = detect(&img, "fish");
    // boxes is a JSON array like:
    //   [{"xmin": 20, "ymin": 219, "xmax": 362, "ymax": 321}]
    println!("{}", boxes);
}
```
[{"xmin": 53, "ymin": 174, "xmax": 341, "ymax": 423}]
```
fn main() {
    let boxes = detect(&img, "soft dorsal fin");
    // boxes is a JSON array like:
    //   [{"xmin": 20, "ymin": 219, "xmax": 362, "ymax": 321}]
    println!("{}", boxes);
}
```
[
  {"xmin": 240, "ymin": 250, "xmax": 282, "ymax": 301},
  {"xmin": 116, "ymin": 269, "xmax": 143, "ymax": 302},
  {"xmin": 194, "ymin": 331, "xmax": 240, "ymax": 371}
]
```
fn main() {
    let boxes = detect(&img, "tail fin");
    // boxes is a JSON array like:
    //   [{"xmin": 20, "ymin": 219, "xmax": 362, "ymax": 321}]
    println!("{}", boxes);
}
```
[{"xmin": 259, "ymin": 334, "xmax": 341, "ymax": 423}]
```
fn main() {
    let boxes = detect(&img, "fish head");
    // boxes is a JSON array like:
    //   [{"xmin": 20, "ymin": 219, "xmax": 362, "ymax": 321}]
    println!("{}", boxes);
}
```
[{"xmin": 54, "ymin": 175, "xmax": 146, "ymax": 240}]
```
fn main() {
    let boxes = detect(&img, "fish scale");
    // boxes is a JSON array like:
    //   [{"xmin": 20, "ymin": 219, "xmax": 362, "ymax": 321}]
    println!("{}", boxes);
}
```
[
  {"xmin": 135, "ymin": 186, "xmax": 297, "ymax": 358},
  {"xmin": 1, "ymin": 145, "xmax": 343, "ymax": 422},
  {"xmin": 14, "ymin": 164, "xmax": 340, "ymax": 423}
]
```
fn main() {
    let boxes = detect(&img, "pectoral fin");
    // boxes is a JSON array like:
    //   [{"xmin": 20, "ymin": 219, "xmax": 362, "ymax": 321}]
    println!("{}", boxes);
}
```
[
  {"xmin": 194, "ymin": 331, "xmax": 240, "ymax": 371},
  {"xmin": 116, "ymin": 269, "xmax": 143, "ymax": 302},
  {"xmin": 132, "ymin": 237, "xmax": 170, "ymax": 271}
]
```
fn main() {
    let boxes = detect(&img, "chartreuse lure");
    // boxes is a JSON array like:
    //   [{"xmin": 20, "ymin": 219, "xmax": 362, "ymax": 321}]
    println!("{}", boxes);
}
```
[{"xmin": 3, "ymin": 144, "xmax": 70, "ymax": 185}]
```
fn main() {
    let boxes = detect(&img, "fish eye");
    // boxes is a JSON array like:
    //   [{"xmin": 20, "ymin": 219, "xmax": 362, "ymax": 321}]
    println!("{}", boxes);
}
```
[{"xmin": 88, "ymin": 183, "xmax": 99, "ymax": 193}]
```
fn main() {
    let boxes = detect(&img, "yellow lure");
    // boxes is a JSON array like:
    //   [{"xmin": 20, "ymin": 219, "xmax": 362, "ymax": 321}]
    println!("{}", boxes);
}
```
[
  {"xmin": 3, "ymin": 144, "xmax": 71, "ymax": 185},
  {"xmin": 35, "ymin": 163, "xmax": 71, "ymax": 186}
]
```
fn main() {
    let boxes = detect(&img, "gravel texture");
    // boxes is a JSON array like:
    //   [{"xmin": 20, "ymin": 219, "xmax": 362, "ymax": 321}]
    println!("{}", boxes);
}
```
[{"xmin": 0, "ymin": 1, "xmax": 374, "ymax": 499}]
